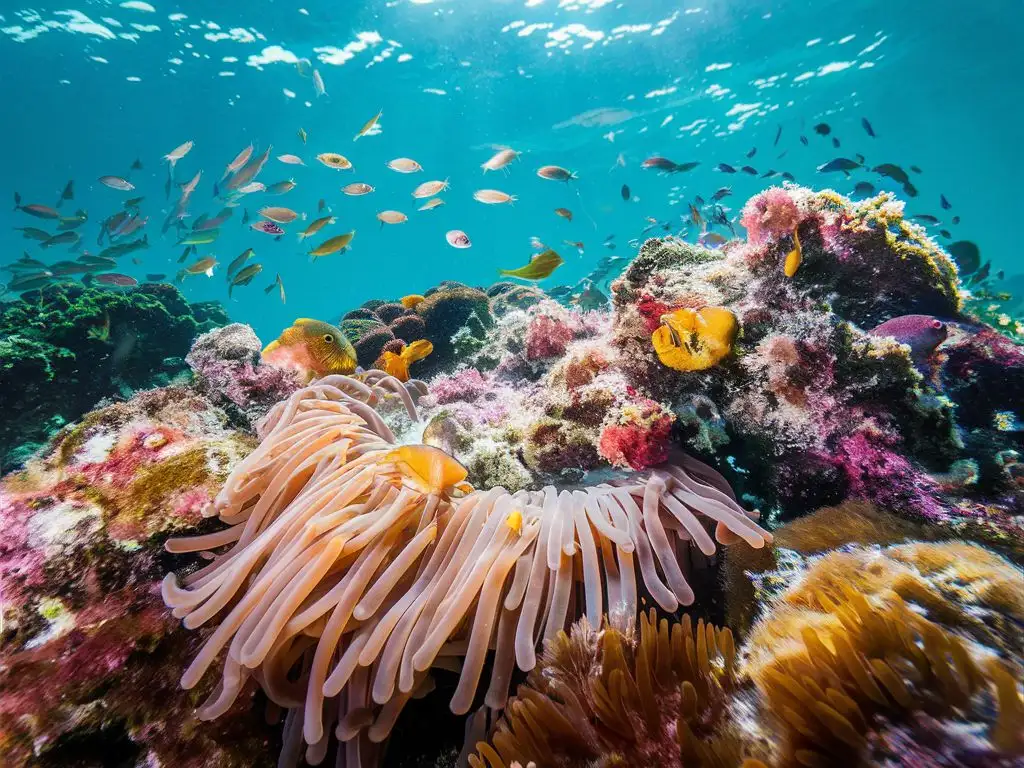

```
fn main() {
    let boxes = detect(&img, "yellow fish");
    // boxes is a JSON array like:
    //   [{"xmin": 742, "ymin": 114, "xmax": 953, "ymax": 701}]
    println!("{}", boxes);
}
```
[
  {"xmin": 317, "ymin": 153, "xmax": 352, "ymax": 170},
  {"xmin": 309, "ymin": 230, "xmax": 355, "ymax": 259},
  {"xmin": 354, "ymin": 109, "xmax": 382, "ymax": 141},
  {"xmin": 498, "ymin": 249, "xmax": 564, "ymax": 281},
  {"xmin": 784, "ymin": 227, "xmax": 802, "ymax": 278},
  {"xmin": 262, "ymin": 318, "xmax": 358, "ymax": 378},
  {"xmin": 375, "ymin": 339, "xmax": 433, "ymax": 382},
  {"xmin": 383, "ymin": 444, "xmax": 470, "ymax": 496},
  {"xmin": 400, "ymin": 294, "xmax": 426, "ymax": 309}
]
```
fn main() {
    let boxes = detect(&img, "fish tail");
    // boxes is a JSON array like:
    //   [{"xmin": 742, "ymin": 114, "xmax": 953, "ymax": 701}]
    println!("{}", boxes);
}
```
[{"xmin": 13, "ymin": 192, "xmax": 20, "ymax": 211}]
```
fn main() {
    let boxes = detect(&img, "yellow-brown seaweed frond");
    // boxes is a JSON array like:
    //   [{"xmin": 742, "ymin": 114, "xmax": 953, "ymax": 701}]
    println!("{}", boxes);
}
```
[
  {"xmin": 470, "ymin": 609, "xmax": 758, "ymax": 768},
  {"xmin": 748, "ymin": 585, "xmax": 1024, "ymax": 765}
]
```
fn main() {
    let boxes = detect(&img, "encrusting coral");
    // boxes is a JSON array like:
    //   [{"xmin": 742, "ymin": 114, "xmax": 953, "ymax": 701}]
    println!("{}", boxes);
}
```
[{"xmin": 163, "ymin": 376, "xmax": 772, "ymax": 765}]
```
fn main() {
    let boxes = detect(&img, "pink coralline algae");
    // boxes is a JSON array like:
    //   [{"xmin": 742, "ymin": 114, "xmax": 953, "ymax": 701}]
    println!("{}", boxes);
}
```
[
  {"xmin": 425, "ymin": 367, "xmax": 491, "ymax": 404},
  {"xmin": 598, "ymin": 398, "xmax": 675, "ymax": 471},
  {"xmin": 186, "ymin": 322, "xmax": 301, "ymax": 424},
  {"xmin": 525, "ymin": 303, "xmax": 606, "ymax": 361},
  {"xmin": 0, "ymin": 385, "xmax": 272, "ymax": 767},
  {"xmin": 740, "ymin": 186, "xmax": 801, "ymax": 245},
  {"xmin": 833, "ymin": 430, "xmax": 945, "ymax": 521},
  {"xmin": 526, "ymin": 312, "xmax": 575, "ymax": 360}
]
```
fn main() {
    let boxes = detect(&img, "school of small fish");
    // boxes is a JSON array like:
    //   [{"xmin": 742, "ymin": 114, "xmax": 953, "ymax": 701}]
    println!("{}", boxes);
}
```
[{"xmin": 5, "ymin": 107, "xmax": 989, "ymax": 320}]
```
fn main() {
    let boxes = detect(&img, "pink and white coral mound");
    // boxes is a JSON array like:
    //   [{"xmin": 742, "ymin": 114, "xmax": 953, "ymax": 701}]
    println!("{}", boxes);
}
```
[
  {"xmin": 186, "ymin": 323, "xmax": 301, "ymax": 422},
  {"xmin": 525, "ymin": 301, "xmax": 606, "ymax": 361},
  {"xmin": 740, "ymin": 186, "xmax": 801, "ymax": 244},
  {"xmin": 424, "ymin": 367, "xmax": 490, "ymax": 405}
]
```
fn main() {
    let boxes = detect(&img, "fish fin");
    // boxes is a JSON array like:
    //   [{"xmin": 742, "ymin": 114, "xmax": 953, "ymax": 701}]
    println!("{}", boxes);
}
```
[
  {"xmin": 262, "ymin": 339, "xmax": 280, "ymax": 356},
  {"xmin": 294, "ymin": 318, "xmax": 318, "ymax": 327}
]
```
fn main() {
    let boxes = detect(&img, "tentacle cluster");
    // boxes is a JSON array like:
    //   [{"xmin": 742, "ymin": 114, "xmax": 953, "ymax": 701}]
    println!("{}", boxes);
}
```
[{"xmin": 163, "ymin": 376, "xmax": 772, "ymax": 766}]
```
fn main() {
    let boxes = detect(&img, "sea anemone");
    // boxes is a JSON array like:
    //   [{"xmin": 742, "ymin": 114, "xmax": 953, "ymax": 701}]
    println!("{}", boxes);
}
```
[{"xmin": 164, "ymin": 376, "xmax": 772, "ymax": 764}]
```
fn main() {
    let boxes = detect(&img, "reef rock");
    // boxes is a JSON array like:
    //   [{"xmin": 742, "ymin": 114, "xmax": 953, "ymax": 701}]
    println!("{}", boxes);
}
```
[
  {"xmin": 0, "ymin": 384, "xmax": 277, "ymax": 768},
  {"xmin": 0, "ymin": 281, "xmax": 227, "ymax": 469},
  {"xmin": 186, "ymin": 323, "xmax": 301, "ymax": 428}
]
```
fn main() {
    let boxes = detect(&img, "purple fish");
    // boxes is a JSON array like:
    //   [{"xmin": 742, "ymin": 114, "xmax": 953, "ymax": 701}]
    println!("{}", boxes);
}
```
[
  {"xmin": 95, "ymin": 272, "xmax": 139, "ymax": 287},
  {"xmin": 869, "ymin": 315, "xmax": 948, "ymax": 358},
  {"xmin": 251, "ymin": 221, "xmax": 284, "ymax": 235}
]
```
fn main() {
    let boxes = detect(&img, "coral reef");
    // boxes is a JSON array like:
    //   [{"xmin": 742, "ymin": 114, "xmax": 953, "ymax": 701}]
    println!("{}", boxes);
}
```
[
  {"xmin": 4, "ymin": 181, "xmax": 1024, "ymax": 768},
  {"xmin": 0, "ymin": 385, "xmax": 276, "ymax": 768},
  {"xmin": 364, "ymin": 186, "xmax": 1022, "ymax": 552},
  {"xmin": 341, "ymin": 281, "xmax": 494, "ymax": 377},
  {"xmin": 0, "ymin": 281, "xmax": 226, "ymax": 468}
]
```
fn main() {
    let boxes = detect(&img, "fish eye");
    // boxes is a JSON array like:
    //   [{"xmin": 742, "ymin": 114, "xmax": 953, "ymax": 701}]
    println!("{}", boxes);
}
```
[
  {"xmin": 323, "ymin": 334, "xmax": 334, "ymax": 343},
  {"xmin": 932, "ymin": 320, "xmax": 944, "ymax": 329}
]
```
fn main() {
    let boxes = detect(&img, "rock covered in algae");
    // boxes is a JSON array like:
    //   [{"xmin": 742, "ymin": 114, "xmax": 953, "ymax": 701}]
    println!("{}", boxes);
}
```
[
  {"xmin": 0, "ymin": 383, "xmax": 279, "ymax": 768},
  {"xmin": 0, "ymin": 281, "xmax": 227, "ymax": 469},
  {"xmin": 186, "ymin": 323, "xmax": 301, "ymax": 427}
]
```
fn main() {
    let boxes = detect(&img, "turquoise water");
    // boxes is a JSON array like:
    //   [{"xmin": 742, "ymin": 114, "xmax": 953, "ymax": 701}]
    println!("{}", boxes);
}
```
[{"xmin": 2, "ymin": 0, "xmax": 1021, "ymax": 341}]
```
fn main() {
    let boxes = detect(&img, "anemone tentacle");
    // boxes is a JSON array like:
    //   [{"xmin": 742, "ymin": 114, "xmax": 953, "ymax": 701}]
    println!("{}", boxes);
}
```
[{"xmin": 164, "ymin": 376, "xmax": 772, "ymax": 762}]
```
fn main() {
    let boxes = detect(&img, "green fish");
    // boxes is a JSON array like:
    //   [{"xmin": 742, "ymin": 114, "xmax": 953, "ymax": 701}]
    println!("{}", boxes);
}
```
[
  {"xmin": 4, "ymin": 253, "xmax": 48, "ymax": 271},
  {"xmin": 57, "ymin": 210, "xmax": 89, "ymax": 231},
  {"xmin": 78, "ymin": 254, "xmax": 118, "ymax": 268},
  {"xmin": 498, "ymin": 249, "xmax": 564, "ymax": 281},
  {"xmin": 14, "ymin": 226, "xmax": 52, "ymax": 241},
  {"xmin": 9, "ymin": 271, "xmax": 55, "ymax": 290},
  {"xmin": 226, "ymin": 248, "xmax": 255, "ymax": 279},
  {"xmin": 229, "ymin": 263, "xmax": 263, "ymax": 298},
  {"xmin": 41, "ymin": 231, "xmax": 81, "ymax": 249},
  {"xmin": 176, "ymin": 229, "xmax": 220, "ymax": 246}
]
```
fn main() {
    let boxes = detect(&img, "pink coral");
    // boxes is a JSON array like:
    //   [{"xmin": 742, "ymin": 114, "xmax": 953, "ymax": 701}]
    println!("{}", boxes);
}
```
[
  {"xmin": 598, "ymin": 398, "xmax": 675, "ymax": 471},
  {"xmin": 833, "ymin": 431, "xmax": 945, "ymax": 520},
  {"xmin": 186, "ymin": 323, "xmax": 300, "ymax": 421},
  {"xmin": 427, "ymin": 368, "xmax": 490, "ymax": 405},
  {"xmin": 740, "ymin": 186, "xmax": 801, "ymax": 245},
  {"xmin": 526, "ymin": 313, "xmax": 575, "ymax": 360}
]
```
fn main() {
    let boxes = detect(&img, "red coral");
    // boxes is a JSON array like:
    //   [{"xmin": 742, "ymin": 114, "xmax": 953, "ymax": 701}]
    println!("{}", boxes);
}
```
[
  {"xmin": 636, "ymin": 295, "xmax": 675, "ymax": 334},
  {"xmin": 526, "ymin": 314, "xmax": 574, "ymax": 360},
  {"xmin": 740, "ymin": 187, "xmax": 800, "ymax": 245},
  {"xmin": 563, "ymin": 348, "xmax": 609, "ymax": 390},
  {"xmin": 598, "ymin": 399, "xmax": 674, "ymax": 471}
]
